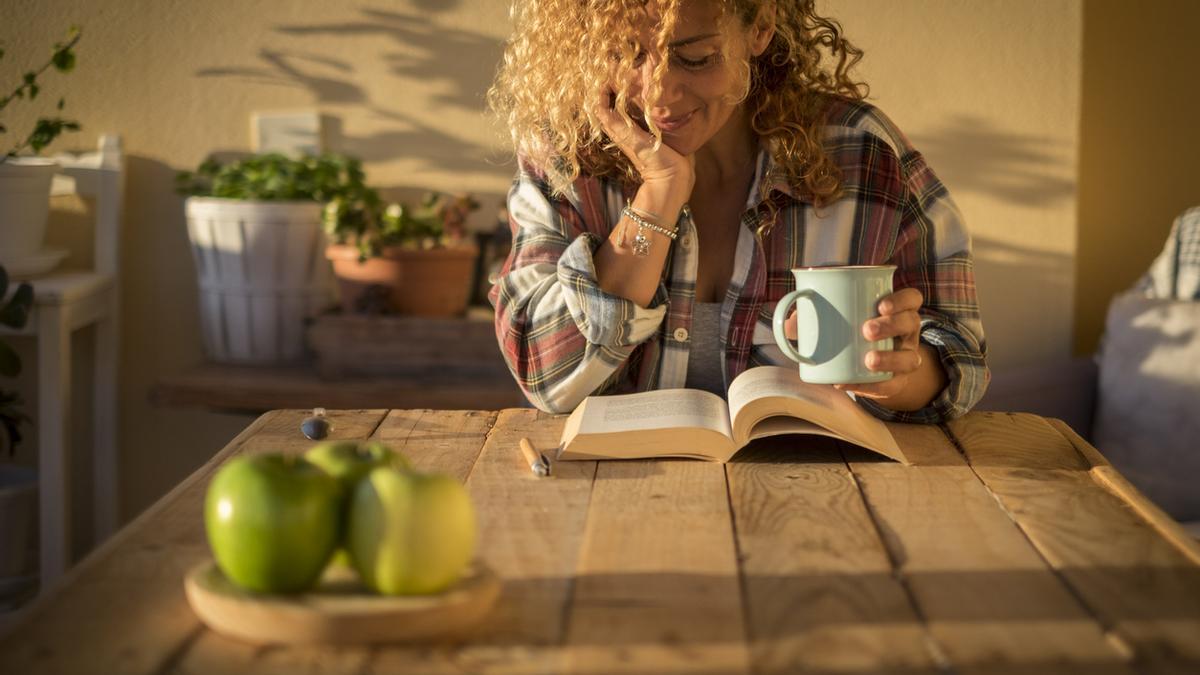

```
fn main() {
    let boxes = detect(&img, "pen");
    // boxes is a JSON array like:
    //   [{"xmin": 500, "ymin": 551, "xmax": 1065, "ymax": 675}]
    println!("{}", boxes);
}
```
[{"xmin": 518, "ymin": 437, "xmax": 551, "ymax": 477}]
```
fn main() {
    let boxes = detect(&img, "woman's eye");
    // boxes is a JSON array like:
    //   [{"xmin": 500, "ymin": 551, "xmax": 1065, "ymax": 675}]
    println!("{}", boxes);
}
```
[{"xmin": 672, "ymin": 52, "xmax": 718, "ymax": 70}]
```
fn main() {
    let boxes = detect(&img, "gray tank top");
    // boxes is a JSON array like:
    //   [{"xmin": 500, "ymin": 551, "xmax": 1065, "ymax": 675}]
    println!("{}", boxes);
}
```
[{"xmin": 685, "ymin": 302, "xmax": 725, "ymax": 396}]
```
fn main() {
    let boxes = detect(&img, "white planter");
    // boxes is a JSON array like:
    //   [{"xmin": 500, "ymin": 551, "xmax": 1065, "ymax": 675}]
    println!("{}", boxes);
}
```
[
  {"xmin": 0, "ymin": 465, "xmax": 37, "ymax": 579},
  {"xmin": 0, "ymin": 158, "xmax": 58, "ymax": 263},
  {"xmin": 185, "ymin": 197, "xmax": 336, "ymax": 364}
]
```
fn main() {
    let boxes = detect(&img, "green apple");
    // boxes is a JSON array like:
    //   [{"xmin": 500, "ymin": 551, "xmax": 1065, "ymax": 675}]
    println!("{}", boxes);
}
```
[
  {"xmin": 303, "ymin": 440, "xmax": 409, "ymax": 490},
  {"xmin": 347, "ymin": 467, "xmax": 477, "ymax": 595},
  {"xmin": 303, "ymin": 441, "xmax": 410, "ymax": 567},
  {"xmin": 204, "ymin": 453, "xmax": 341, "ymax": 593}
]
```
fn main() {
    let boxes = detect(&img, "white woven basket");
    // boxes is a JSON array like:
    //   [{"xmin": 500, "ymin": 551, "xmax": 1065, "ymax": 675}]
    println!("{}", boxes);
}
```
[{"xmin": 185, "ymin": 197, "xmax": 335, "ymax": 364}]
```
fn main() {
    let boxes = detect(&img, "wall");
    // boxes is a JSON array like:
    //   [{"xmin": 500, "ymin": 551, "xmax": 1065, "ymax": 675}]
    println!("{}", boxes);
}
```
[
  {"xmin": 3, "ymin": 0, "xmax": 1089, "ymax": 557},
  {"xmin": 1075, "ymin": 0, "xmax": 1200, "ymax": 354},
  {"xmin": 833, "ymin": 0, "xmax": 1083, "ymax": 369}
]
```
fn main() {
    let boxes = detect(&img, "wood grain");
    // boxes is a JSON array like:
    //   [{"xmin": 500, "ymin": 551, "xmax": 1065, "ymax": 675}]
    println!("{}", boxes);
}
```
[
  {"xmin": 564, "ymin": 456, "xmax": 748, "ymax": 674},
  {"xmin": 306, "ymin": 309, "xmax": 508, "ymax": 379},
  {"xmin": 8, "ymin": 408, "xmax": 1200, "ymax": 675},
  {"xmin": 947, "ymin": 412, "xmax": 1200, "ymax": 672},
  {"xmin": 1046, "ymin": 418, "xmax": 1200, "ymax": 566},
  {"xmin": 151, "ymin": 363, "xmax": 523, "ymax": 414},
  {"xmin": 372, "ymin": 408, "xmax": 599, "ymax": 674},
  {"xmin": 844, "ymin": 420, "xmax": 1133, "ymax": 674},
  {"xmin": 727, "ymin": 434, "xmax": 939, "ymax": 674},
  {"xmin": 0, "ymin": 409, "xmax": 388, "ymax": 675}
]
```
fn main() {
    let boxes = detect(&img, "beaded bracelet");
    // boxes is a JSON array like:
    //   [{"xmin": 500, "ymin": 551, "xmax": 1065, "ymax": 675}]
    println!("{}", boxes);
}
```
[{"xmin": 621, "ymin": 204, "xmax": 678, "ymax": 257}]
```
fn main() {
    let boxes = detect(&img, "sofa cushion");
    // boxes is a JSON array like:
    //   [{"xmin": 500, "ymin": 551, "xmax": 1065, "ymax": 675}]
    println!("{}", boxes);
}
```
[{"xmin": 1093, "ymin": 293, "xmax": 1200, "ymax": 521}]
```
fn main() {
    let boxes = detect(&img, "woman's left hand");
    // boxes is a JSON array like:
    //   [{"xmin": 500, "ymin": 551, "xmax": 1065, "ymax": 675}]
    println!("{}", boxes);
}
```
[
  {"xmin": 783, "ymin": 287, "xmax": 926, "ymax": 401},
  {"xmin": 835, "ymin": 287, "xmax": 925, "ymax": 400}
]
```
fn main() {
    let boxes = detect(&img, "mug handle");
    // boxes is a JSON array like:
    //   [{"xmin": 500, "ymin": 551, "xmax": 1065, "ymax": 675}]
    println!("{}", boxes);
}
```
[{"xmin": 772, "ymin": 289, "xmax": 818, "ymax": 366}]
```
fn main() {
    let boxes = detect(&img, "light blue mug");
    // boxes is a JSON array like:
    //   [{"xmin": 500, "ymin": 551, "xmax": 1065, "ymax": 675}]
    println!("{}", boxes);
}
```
[{"xmin": 771, "ymin": 265, "xmax": 897, "ymax": 384}]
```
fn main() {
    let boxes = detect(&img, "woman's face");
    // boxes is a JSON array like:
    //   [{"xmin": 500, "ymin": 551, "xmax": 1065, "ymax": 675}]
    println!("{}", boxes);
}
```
[{"xmin": 626, "ymin": 1, "xmax": 765, "ymax": 156}]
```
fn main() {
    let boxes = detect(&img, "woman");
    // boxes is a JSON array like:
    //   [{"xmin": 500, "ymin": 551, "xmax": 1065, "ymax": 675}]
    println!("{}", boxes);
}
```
[{"xmin": 487, "ymin": 0, "xmax": 988, "ymax": 423}]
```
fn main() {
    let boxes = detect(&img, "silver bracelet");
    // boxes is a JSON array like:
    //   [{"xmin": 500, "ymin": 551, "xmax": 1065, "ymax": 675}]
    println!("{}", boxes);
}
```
[{"xmin": 621, "ymin": 204, "xmax": 677, "ymax": 257}]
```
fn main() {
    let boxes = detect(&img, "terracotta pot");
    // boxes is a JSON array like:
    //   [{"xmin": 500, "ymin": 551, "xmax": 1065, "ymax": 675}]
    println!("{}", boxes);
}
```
[
  {"xmin": 326, "ymin": 244, "xmax": 405, "ymax": 314},
  {"xmin": 326, "ymin": 243, "xmax": 478, "ymax": 316},
  {"xmin": 389, "ymin": 244, "xmax": 479, "ymax": 317}
]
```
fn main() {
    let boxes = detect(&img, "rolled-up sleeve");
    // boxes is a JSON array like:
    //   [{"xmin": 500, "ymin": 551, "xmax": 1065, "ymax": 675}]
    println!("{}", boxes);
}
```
[
  {"xmin": 489, "ymin": 166, "xmax": 666, "ymax": 413},
  {"xmin": 557, "ymin": 232, "xmax": 668, "ymax": 346}
]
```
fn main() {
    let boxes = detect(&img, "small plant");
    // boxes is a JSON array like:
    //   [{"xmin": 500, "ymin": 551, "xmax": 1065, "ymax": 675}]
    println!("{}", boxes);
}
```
[
  {"xmin": 0, "ymin": 26, "xmax": 82, "ymax": 163},
  {"xmin": 0, "ymin": 265, "xmax": 34, "ymax": 455},
  {"xmin": 176, "ymin": 152, "xmax": 384, "ymax": 253},
  {"xmin": 176, "ymin": 152, "xmax": 480, "ymax": 259},
  {"xmin": 362, "ymin": 191, "xmax": 480, "ymax": 252}
]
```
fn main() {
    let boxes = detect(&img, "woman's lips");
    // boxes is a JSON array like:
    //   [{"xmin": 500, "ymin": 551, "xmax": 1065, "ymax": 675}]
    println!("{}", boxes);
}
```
[{"xmin": 653, "ymin": 110, "xmax": 695, "ymax": 132}]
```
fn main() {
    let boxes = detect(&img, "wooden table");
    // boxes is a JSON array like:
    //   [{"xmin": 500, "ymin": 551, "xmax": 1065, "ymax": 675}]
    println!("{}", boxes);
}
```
[{"xmin": 2, "ymin": 409, "xmax": 1199, "ymax": 674}]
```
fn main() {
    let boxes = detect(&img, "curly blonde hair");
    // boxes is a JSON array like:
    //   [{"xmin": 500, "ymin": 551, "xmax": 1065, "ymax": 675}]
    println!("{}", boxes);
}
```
[{"xmin": 488, "ymin": 0, "xmax": 868, "ymax": 213}]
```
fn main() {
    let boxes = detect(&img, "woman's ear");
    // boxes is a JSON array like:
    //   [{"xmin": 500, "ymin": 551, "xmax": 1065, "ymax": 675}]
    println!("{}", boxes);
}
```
[{"xmin": 748, "ymin": 2, "xmax": 776, "ymax": 57}]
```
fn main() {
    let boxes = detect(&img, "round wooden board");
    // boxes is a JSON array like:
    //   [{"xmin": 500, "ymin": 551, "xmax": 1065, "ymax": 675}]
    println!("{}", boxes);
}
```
[{"xmin": 184, "ymin": 559, "xmax": 500, "ymax": 645}]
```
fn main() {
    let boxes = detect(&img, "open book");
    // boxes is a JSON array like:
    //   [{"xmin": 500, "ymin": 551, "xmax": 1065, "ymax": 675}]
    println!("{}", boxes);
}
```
[{"xmin": 558, "ymin": 365, "xmax": 908, "ymax": 464}]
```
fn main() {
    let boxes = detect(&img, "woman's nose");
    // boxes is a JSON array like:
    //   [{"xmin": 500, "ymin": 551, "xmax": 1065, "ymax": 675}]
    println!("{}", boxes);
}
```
[{"xmin": 640, "ymin": 60, "xmax": 685, "ymax": 109}]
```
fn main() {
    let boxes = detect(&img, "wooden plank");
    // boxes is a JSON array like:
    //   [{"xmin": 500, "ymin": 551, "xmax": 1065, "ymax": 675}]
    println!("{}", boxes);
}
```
[
  {"xmin": 842, "ymin": 422, "xmax": 1133, "ymax": 674},
  {"xmin": 563, "ymin": 457, "xmax": 748, "ymax": 673},
  {"xmin": 151, "ymin": 363, "xmax": 523, "ymax": 414},
  {"xmin": 173, "ymin": 409, "xmax": 498, "ymax": 674},
  {"xmin": 728, "ymin": 435, "xmax": 940, "ymax": 674},
  {"xmin": 947, "ymin": 412, "xmax": 1200, "ymax": 671},
  {"xmin": 307, "ymin": 308, "xmax": 508, "ymax": 379},
  {"xmin": 0, "ymin": 409, "xmax": 388, "ymax": 675},
  {"xmin": 370, "ymin": 409, "xmax": 598, "ymax": 674},
  {"xmin": 1046, "ymin": 418, "xmax": 1200, "ymax": 566}
]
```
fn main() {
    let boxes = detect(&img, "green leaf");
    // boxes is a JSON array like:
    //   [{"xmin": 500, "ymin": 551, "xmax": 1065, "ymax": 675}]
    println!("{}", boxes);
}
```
[
  {"xmin": 0, "ymin": 47, "xmax": 6, "ymax": 60},
  {"xmin": 23, "ymin": 71, "xmax": 36, "ymax": 86},
  {"xmin": 52, "ymin": 48, "xmax": 76, "ymax": 73},
  {"xmin": 29, "ymin": 83, "xmax": 39, "ymax": 100}
]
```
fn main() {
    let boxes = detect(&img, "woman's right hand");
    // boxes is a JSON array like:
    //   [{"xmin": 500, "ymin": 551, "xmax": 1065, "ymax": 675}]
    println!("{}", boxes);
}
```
[{"xmin": 594, "ymin": 89, "xmax": 695, "ymax": 201}]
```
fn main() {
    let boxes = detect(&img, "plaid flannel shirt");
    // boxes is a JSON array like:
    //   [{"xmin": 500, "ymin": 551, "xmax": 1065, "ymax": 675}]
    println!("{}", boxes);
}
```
[{"xmin": 489, "ymin": 96, "xmax": 989, "ymax": 423}]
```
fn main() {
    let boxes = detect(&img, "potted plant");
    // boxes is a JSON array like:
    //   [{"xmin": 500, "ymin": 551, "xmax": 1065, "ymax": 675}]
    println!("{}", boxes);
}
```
[
  {"xmin": 175, "ymin": 152, "xmax": 378, "ymax": 364},
  {"xmin": 0, "ymin": 26, "xmax": 81, "ymax": 276},
  {"xmin": 324, "ymin": 191, "xmax": 481, "ymax": 317},
  {"xmin": 0, "ymin": 264, "xmax": 38, "ymax": 589}
]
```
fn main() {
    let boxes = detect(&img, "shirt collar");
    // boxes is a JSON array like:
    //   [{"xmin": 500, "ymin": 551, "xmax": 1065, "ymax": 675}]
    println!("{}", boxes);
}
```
[{"xmin": 746, "ymin": 145, "xmax": 801, "ymax": 210}]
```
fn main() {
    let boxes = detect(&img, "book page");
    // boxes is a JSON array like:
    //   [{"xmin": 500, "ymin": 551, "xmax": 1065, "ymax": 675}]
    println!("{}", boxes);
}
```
[
  {"xmin": 576, "ymin": 388, "xmax": 733, "ymax": 439},
  {"xmin": 727, "ymin": 366, "xmax": 906, "ymax": 463}
]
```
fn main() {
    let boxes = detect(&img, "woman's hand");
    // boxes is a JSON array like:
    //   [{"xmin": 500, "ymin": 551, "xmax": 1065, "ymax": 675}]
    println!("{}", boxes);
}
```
[
  {"xmin": 784, "ymin": 287, "xmax": 945, "ymax": 409},
  {"xmin": 593, "ymin": 89, "xmax": 694, "ymax": 199}
]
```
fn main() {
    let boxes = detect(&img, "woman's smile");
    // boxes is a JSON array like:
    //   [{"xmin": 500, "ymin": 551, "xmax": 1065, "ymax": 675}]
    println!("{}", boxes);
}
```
[{"xmin": 654, "ymin": 109, "xmax": 697, "ymax": 133}]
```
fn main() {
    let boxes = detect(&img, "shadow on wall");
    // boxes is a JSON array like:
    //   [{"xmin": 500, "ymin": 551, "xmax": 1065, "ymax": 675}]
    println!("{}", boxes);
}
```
[
  {"xmin": 192, "ymin": 5, "xmax": 509, "ymax": 177},
  {"xmin": 968, "ymin": 235, "xmax": 1100, "ymax": 438},
  {"xmin": 910, "ymin": 115, "xmax": 1075, "ymax": 208},
  {"xmin": 969, "ymin": 235, "xmax": 1073, "ymax": 370}
]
